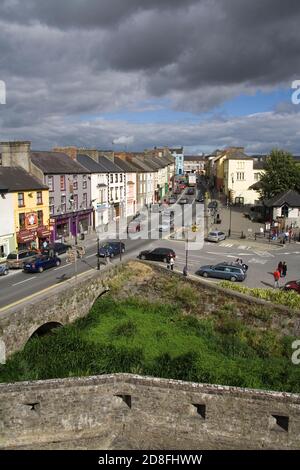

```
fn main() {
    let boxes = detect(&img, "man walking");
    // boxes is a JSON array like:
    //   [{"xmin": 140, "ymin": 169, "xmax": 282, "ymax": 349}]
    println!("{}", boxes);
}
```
[
  {"xmin": 273, "ymin": 268, "xmax": 280, "ymax": 289},
  {"xmin": 170, "ymin": 255, "xmax": 175, "ymax": 271},
  {"xmin": 282, "ymin": 261, "xmax": 287, "ymax": 278}
]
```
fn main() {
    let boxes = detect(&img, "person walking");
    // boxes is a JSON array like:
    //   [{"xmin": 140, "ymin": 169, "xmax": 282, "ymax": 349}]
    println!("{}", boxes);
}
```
[
  {"xmin": 183, "ymin": 265, "xmax": 188, "ymax": 277},
  {"xmin": 169, "ymin": 255, "xmax": 175, "ymax": 271},
  {"xmin": 282, "ymin": 261, "xmax": 287, "ymax": 278},
  {"xmin": 277, "ymin": 261, "xmax": 283, "ymax": 277},
  {"xmin": 273, "ymin": 268, "xmax": 280, "ymax": 289}
]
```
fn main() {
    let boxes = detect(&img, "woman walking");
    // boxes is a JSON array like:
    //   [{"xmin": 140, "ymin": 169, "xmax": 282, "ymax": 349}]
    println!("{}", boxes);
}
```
[{"xmin": 277, "ymin": 261, "xmax": 283, "ymax": 277}]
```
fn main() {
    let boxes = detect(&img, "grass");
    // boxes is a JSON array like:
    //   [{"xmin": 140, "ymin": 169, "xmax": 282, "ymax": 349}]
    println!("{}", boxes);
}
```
[{"xmin": 1, "ymin": 295, "xmax": 300, "ymax": 393}]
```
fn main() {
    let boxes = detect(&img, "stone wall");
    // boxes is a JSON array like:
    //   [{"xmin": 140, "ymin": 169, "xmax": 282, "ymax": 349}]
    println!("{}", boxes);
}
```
[
  {"xmin": 0, "ymin": 265, "xmax": 122, "ymax": 359},
  {"xmin": 0, "ymin": 374, "xmax": 299, "ymax": 450}
]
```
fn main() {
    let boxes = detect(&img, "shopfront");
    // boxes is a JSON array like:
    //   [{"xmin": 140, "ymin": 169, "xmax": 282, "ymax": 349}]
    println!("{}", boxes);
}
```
[
  {"xmin": 0, "ymin": 235, "xmax": 15, "ymax": 260},
  {"xmin": 17, "ymin": 229, "xmax": 37, "ymax": 250},
  {"xmin": 52, "ymin": 209, "xmax": 93, "ymax": 242}
]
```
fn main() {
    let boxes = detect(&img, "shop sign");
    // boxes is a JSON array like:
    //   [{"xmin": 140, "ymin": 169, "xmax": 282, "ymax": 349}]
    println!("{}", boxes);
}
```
[{"xmin": 25, "ymin": 212, "xmax": 38, "ymax": 230}]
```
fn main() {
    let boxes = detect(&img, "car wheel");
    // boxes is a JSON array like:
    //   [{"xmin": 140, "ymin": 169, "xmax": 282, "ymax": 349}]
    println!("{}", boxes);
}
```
[
  {"xmin": 38, "ymin": 266, "xmax": 43, "ymax": 273},
  {"xmin": 141, "ymin": 255, "xmax": 146, "ymax": 260},
  {"xmin": 230, "ymin": 276, "xmax": 237, "ymax": 282},
  {"xmin": 4, "ymin": 269, "xmax": 8, "ymax": 276},
  {"xmin": 203, "ymin": 272, "xmax": 209, "ymax": 278},
  {"xmin": 55, "ymin": 260, "xmax": 61, "ymax": 267}
]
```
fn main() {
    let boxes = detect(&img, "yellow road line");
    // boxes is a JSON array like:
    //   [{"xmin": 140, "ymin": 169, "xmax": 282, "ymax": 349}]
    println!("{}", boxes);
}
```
[{"xmin": 0, "ymin": 268, "xmax": 95, "ymax": 313}]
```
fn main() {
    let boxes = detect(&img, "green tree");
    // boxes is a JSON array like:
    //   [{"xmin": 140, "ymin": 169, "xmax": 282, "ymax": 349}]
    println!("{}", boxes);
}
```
[{"xmin": 259, "ymin": 149, "xmax": 300, "ymax": 199}]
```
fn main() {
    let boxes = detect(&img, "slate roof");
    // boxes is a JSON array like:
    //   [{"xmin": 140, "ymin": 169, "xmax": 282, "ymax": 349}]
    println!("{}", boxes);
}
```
[
  {"xmin": 31, "ymin": 151, "xmax": 89, "ymax": 174},
  {"xmin": 264, "ymin": 190, "xmax": 300, "ymax": 208},
  {"xmin": 77, "ymin": 154, "xmax": 108, "ymax": 173},
  {"xmin": 96, "ymin": 155, "xmax": 124, "ymax": 173},
  {"xmin": 184, "ymin": 155, "xmax": 205, "ymax": 161},
  {"xmin": 0, "ymin": 166, "xmax": 48, "ymax": 191},
  {"xmin": 113, "ymin": 157, "xmax": 139, "ymax": 173}
]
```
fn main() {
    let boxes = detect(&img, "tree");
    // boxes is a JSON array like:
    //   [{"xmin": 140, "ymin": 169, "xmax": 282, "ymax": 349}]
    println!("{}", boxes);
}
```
[{"xmin": 259, "ymin": 149, "xmax": 300, "ymax": 199}]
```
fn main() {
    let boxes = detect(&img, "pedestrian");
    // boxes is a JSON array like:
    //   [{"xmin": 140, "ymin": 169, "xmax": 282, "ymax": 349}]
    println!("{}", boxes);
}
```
[
  {"xmin": 273, "ymin": 268, "xmax": 280, "ymax": 289},
  {"xmin": 42, "ymin": 239, "xmax": 48, "ymax": 250},
  {"xmin": 170, "ymin": 255, "xmax": 174, "ymax": 271},
  {"xmin": 289, "ymin": 228, "xmax": 293, "ymax": 243},
  {"xmin": 183, "ymin": 265, "xmax": 188, "ymax": 277},
  {"xmin": 277, "ymin": 261, "xmax": 283, "ymax": 277},
  {"xmin": 282, "ymin": 261, "xmax": 287, "ymax": 278}
]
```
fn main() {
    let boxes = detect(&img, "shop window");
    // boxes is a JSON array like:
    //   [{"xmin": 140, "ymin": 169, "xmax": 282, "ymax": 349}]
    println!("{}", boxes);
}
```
[
  {"xmin": 0, "ymin": 244, "xmax": 7, "ymax": 258},
  {"xmin": 18, "ymin": 192, "xmax": 25, "ymax": 207},
  {"xmin": 36, "ymin": 191, "xmax": 43, "ymax": 205},
  {"xmin": 19, "ymin": 213, "xmax": 25, "ymax": 229}
]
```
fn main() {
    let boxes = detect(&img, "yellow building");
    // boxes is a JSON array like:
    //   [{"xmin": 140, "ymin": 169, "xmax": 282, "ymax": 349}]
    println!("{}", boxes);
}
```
[{"xmin": 1, "ymin": 167, "xmax": 50, "ymax": 250}]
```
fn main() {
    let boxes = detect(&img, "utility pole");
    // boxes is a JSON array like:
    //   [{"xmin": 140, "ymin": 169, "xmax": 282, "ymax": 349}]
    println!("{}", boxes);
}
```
[
  {"xmin": 228, "ymin": 203, "xmax": 232, "ymax": 237},
  {"xmin": 97, "ymin": 232, "xmax": 100, "ymax": 271}
]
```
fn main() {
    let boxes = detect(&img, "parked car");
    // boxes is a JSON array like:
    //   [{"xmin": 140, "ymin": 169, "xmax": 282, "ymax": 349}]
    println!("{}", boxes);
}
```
[
  {"xmin": 283, "ymin": 280, "xmax": 300, "ymax": 294},
  {"xmin": 41, "ymin": 242, "xmax": 72, "ymax": 256},
  {"xmin": 208, "ymin": 200, "xmax": 218, "ymax": 209},
  {"xmin": 139, "ymin": 247, "xmax": 176, "ymax": 263},
  {"xmin": 98, "ymin": 242, "xmax": 125, "ymax": 258},
  {"xmin": 23, "ymin": 255, "xmax": 61, "ymax": 273},
  {"xmin": 6, "ymin": 250, "xmax": 39, "ymax": 269},
  {"xmin": 206, "ymin": 231, "xmax": 226, "ymax": 242},
  {"xmin": 196, "ymin": 263, "xmax": 246, "ymax": 282},
  {"xmin": 169, "ymin": 197, "xmax": 177, "ymax": 204},
  {"xmin": 0, "ymin": 263, "xmax": 9, "ymax": 276},
  {"xmin": 178, "ymin": 197, "xmax": 188, "ymax": 204},
  {"xmin": 187, "ymin": 188, "xmax": 195, "ymax": 195}
]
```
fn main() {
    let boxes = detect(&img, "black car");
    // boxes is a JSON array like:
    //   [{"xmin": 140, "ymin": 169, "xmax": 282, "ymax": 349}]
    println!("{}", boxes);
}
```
[
  {"xmin": 42, "ymin": 242, "xmax": 72, "ymax": 256},
  {"xmin": 139, "ymin": 247, "xmax": 176, "ymax": 263}
]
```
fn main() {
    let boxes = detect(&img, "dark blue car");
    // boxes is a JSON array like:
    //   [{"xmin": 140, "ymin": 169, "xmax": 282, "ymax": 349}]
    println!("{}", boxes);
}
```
[
  {"xmin": 98, "ymin": 242, "xmax": 125, "ymax": 258},
  {"xmin": 23, "ymin": 255, "xmax": 61, "ymax": 273}
]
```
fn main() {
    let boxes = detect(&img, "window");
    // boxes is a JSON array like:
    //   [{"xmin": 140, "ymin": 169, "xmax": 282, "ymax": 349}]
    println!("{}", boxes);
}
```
[
  {"xmin": 82, "ymin": 175, "xmax": 87, "ymax": 189},
  {"xmin": 48, "ymin": 176, "xmax": 54, "ymax": 191},
  {"xmin": 115, "ymin": 188, "xmax": 118, "ymax": 201},
  {"xmin": 36, "ymin": 191, "xmax": 43, "ymax": 205},
  {"xmin": 60, "ymin": 175, "xmax": 66, "ymax": 191},
  {"xmin": 115, "ymin": 174, "xmax": 118, "ymax": 183},
  {"xmin": 49, "ymin": 197, "xmax": 55, "ymax": 215},
  {"xmin": 120, "ymin": 173, "xmax": 123, "ymax": 182},
  {"xmin": 110, "ymin": 174, "xmax": 113, "ymax": 183},
  {"xmin": 19, "ymin": 213, "xmax": 25, "ymax": 229},
  {"xmin": 37, "ymin": 210, "xmax": 43, "ymax": 225},
  {"xmin": 73, "ymin": 194, "xmax": 78, "ymax": 210},
  {"xmin": 73, "ymin": 175, "xmax": 78, "ymax": 190},
  {"xmin": 236, "ymin": 172, "xmax": 245, "ymax": 181},
  {"xmin": 61, "ymin": 195, "xmax": 66, "ymax": 213},
  {"xmin": 83, "ymin": 193, "xmax": 87, "ymax": 208},
  {"xmin": 254, "ymin": 173, "xmax": 260, "ymax": 181},
  {"xmin": 18, "ymin": 192, "xmax": 25, "ymax": 207}
]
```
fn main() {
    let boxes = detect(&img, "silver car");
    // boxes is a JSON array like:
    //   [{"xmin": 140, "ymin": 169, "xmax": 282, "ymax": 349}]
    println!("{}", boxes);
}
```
[
  {"xmin": 206, "ymin": 231, "xmax": 226, "ymax": 242},
  {"xmin": 196, "ymin": 263, "xmax": 246, "ymax": 282}
]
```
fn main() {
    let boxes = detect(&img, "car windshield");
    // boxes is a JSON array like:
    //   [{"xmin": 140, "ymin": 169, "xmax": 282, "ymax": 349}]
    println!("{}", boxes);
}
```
[{"xmin": 7, "ymin": 253, "xmax": 17, "ymax": 259}]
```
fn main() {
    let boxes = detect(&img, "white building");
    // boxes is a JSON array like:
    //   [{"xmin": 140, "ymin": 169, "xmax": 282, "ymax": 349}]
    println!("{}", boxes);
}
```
[
  {"xmin": 0, "ymin": 190, "xmax": 14, "ymax": 260},
  {"xmin": 170, "ymin": 147, "xmax": 184, "ymax": 175}
]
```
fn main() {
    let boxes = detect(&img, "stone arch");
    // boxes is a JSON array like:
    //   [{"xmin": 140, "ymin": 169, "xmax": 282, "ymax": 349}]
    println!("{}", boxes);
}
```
[{"xmin": 28, "ymin": 321, "xmax": 63, "ymax": 340}]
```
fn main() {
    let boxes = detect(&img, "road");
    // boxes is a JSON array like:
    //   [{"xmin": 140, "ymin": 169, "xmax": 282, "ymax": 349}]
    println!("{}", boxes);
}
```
[{"xmin": 1, "ymin": 185, "xmax": 299, "ymax": 311}]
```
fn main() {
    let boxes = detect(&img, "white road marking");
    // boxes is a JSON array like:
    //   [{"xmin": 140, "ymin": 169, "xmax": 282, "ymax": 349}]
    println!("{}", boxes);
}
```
[
  {"xmin": 54, "ymin": 265, "xmax": 68, "ymax": 271},
  {"xmin": 248, "ymin": 258, "xmax": 267, "ymax": 264},
  {"xmin": 12, "ymin": 277, "xmax": 37, "ymax": 286},
  {"xmin": 253, "ymin": 250, "xmax": 274, "ymax": 258},
  {"xmin": 85, "ymin": 253, "xmax": 96, "ymax": 259}
]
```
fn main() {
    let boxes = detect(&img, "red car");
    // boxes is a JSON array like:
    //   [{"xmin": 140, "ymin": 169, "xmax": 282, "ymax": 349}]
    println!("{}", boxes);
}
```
[{"xmin": 284, "ymin": 280, "xmax": 300, "ymax": 293}]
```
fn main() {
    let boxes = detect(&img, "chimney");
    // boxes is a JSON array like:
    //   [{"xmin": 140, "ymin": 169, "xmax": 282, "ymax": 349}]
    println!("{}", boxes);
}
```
[
  {"xmin": 78, "ymin": 148, "xmax": 99, "ymax": 163},
  {"xmin": 0, "ymin": 141, "xmax": 31, "ymax": 171},
  {"xmin": 53, "ymin": 146, "xmax": 78, "ymax": 161}
]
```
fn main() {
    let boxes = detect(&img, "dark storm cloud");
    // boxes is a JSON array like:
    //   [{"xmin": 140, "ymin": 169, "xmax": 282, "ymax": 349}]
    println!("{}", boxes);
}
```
[{"xmin": 1, "ymin": 0, "xmax": 300, "ymax": 150}]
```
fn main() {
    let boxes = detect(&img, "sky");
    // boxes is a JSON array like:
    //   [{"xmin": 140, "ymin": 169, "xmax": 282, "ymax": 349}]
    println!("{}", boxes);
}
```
[{"xmin": 1, "ymin": 0, "xmax": 300, "ymax": 154}]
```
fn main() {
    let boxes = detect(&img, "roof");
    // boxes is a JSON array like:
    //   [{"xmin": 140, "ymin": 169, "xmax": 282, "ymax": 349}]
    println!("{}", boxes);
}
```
[
  {"xmin": 77, "ymin": 154, "xmax": 108, "ymax": 173},
  {"xmin": 97, "ymin": 155, "xmax": 124, "ymax": 173},
  {"xmin": 114, "ymin": 157, "xmax": 139, "ymax": 173},
  {"xmin": 264, "ymin": 190, "xmax": 300, "ymax": 208},
  {"xmin": 31, "ymin": 151, "xmax": 89, "ymax": 174},
  {"xmin": 253, "ymin": 161, "xmax": 265, "ymax": 170},
  {"xmin": 184, "ymin": 155, "xmax": 205, "ymax": 161},
  {"xmin": 131, "ymin": 157, "xmax": 157, "ymax": 172},
  {"xmin": 0, "ymin": 166, "xmax": 48, "ymax": 192}
]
